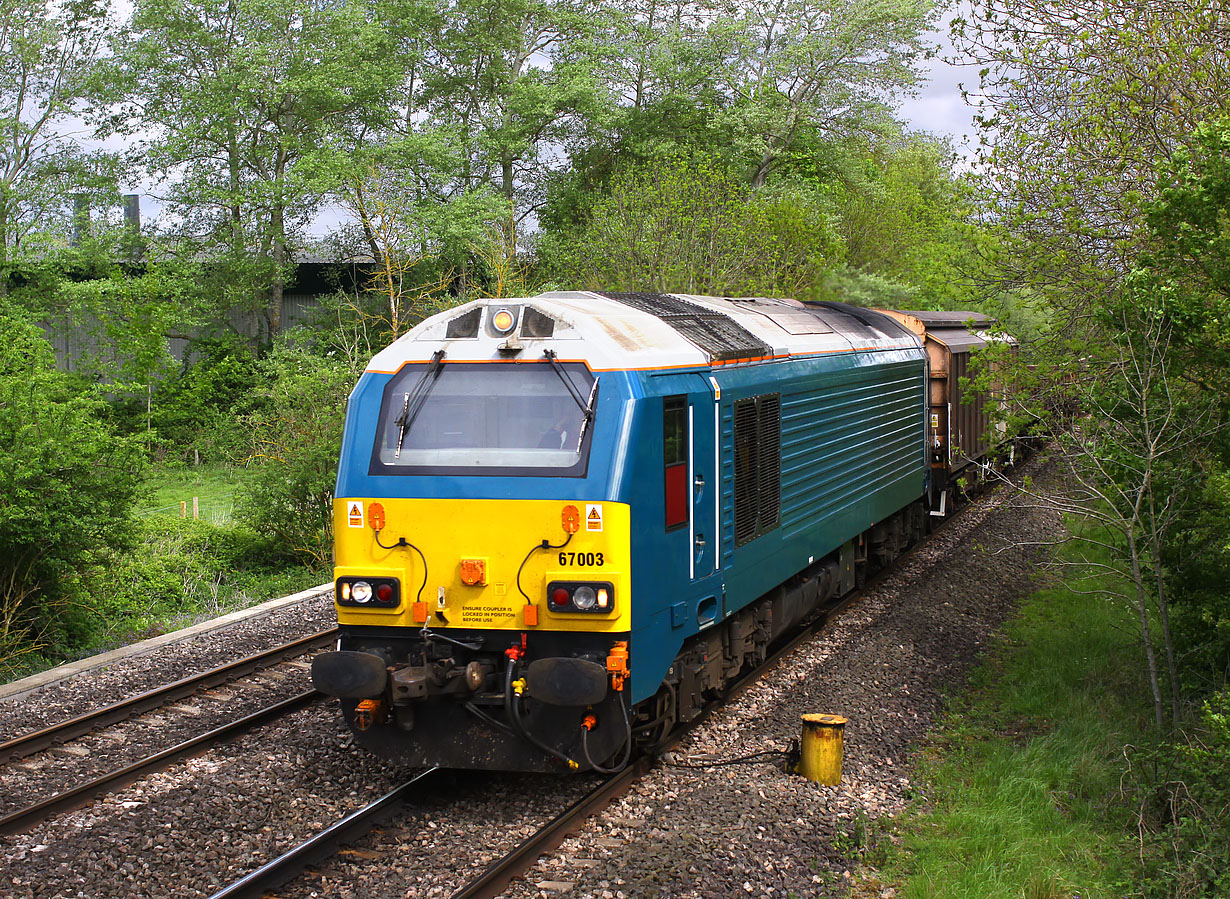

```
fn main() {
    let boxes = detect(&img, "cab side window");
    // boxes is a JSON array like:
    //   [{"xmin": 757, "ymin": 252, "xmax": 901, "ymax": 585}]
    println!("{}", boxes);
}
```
[{"xmin": 664, "ymin": 396, "xmax": 688, "ymax": 530}]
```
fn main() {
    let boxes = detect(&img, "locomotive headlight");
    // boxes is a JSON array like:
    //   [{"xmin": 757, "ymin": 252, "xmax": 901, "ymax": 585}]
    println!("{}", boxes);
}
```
[
  {"xmin": 491, "ymin": 308, "xmax": 516, "ymax": 333},
  {"xmin": 351, "ymin": 580, "xmax": 373, "ymax": 603},
  {"xmin": 572, "ymin": 585, "xmax": 597, "ymax": 610}
]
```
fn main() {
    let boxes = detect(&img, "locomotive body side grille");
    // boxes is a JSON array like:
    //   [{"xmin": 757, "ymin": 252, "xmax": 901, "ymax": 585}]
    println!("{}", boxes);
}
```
[
  {"xmin": 733, "ymin": 392, "xmax": 781, "ymax": 547},
  {"xmin": 757, "ymin": 393, "xmax": 781, "ymax": 531}
]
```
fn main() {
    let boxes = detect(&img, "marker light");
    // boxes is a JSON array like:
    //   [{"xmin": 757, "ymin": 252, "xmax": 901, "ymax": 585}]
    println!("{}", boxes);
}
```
[
  {"xmin": 572, "ymin": 585, "xmax": 597, "ymax": 610},
  {"xmin": 491, "ymin": 308, "xmax": 516, "ymax": 333},
  {"xmin": 336, "ymin": 576, "xmax": 401, "ymax": 608},
  {"xmin": 546, "ymin": 580, "xmax": 615, "ymax": 613}
]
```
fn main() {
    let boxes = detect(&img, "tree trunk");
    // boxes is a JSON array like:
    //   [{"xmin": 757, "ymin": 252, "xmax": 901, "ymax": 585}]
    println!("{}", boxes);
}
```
[
  {"xmin": 751, "ymin": 150, "xmax": 774, "ymax": 189},
  {"xmin": 270, "ymin": 149, "xmax": 287, "ymax": 338},
  {"xmin": 351, "ymin": 181, "xmax": 383, "ymax": 264},
  {"xmin": 1151, "ymin": 537, "xmax": 1182, "ymax": 725},
  {"xmin": 227, "ymin": 131, "xmax": 259, "ymax": 352},
  {"xmin": 1128, "ymin": 529, "xmax": 1166, "ymax": 728},
  {"xmin": 0, "ymin": 197, "xmax": 9, "ymax": 299},
  {"xmin": 502, "ymin": 154, "xmax": 515, "ymax": 203}
]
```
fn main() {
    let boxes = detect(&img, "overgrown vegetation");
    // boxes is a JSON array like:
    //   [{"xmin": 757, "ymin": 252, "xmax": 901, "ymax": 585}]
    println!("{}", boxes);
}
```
[
  {"xmin": 888, "ymin": 530, "xmax": 1229, "ymax": 898},
  {"xmin": 0, "ymin": 314, "xmax": 328, "ymax": 680},
  {"xmin": 0, "ymin": 304, "xmax": 143, "ymax": 676},
  {"xmin": 940, "ymin": 5, "xmax": 1230, "ymax": 891}
]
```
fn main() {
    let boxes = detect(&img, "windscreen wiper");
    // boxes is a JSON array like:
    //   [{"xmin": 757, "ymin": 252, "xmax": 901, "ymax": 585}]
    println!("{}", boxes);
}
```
[
  {"xmin": 543, "ymin": 350, "xmax": 587, "ymax": 409},
  {"xmin": 575, "ymin": 377, "xmax": 599, "ymax": 451},
  {"xmin": 543, "ymin": 349, "xmax": 598, "ymax": 450},
  {"xmin": 394, "ymin": 349, "xmax": 445, "ymax": 459}
]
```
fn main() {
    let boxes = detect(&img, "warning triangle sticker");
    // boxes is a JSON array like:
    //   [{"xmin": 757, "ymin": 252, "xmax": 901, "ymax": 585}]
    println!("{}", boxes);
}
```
[
  {"xmin": 588, "ymin": 508, "xmax": 600, "ymax": 519},
  {"xmin": 349, "ymin": 502, "xmax": 362, "ymax": 517}
]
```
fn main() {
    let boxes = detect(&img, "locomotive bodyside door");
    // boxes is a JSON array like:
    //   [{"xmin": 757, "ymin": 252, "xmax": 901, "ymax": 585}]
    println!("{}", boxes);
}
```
[{"xmin": 689, "ymin": 374, "xmax": 718, "ymax": 584}]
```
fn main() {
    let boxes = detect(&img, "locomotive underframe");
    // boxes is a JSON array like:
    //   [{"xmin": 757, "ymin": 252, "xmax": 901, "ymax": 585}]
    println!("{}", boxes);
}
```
[
  {"xmin": 332, "ymin": 629, "xmax": 632, "ymax": 772},
  {"xmin": 643, "ymin": 499, "xmax": 930, "ymax": 738}
]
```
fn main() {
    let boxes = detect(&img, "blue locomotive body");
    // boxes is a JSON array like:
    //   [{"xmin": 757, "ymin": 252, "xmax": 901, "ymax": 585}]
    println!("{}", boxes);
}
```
[{"xmin": 617, "ymin": 347, "xmax": 926, "ymax": 700}]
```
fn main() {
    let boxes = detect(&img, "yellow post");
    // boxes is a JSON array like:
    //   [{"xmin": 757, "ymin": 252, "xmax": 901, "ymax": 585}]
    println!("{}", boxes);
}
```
[{"xmin": 798, "ymin": 713, "xmax": 847, "ymax": 784}]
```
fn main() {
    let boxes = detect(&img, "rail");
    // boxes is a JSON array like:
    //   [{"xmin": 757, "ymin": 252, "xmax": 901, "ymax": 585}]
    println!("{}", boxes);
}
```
[
  {"xmin": 0, "ymin": 628, "xmax": 338, "ymax": 764},
  {"xmin": 0, "ymin": 690, "xmax": 322, "ymax": 837}
]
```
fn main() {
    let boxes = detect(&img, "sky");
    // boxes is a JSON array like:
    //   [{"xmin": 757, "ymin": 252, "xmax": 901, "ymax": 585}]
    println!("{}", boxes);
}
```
[
  {"xmin": 897, "ymin": 8, "xmax": 981, "ymax": 153},
  {"xmin": 900, "ymin": 52, "xmax": 977, "ymax": 149}
]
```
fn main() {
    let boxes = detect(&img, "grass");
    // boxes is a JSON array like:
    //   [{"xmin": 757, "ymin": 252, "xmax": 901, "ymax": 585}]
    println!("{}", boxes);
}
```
[
  {"xmin": 884, "ymin": 544, "xmax": 1152, "ymax": 898},
  {"xmin": 95, "ymin": 460, "xmax": 327, "ymax": 647},
  {"xmin": 140, "ymin": 460, "xmax": 249, "ymax": 525}
]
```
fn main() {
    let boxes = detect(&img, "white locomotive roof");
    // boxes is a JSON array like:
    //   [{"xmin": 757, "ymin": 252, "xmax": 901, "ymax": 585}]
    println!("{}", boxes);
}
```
[{"xmin": 365, "ymin": 291, "xmax": 922, "ymax": 374}]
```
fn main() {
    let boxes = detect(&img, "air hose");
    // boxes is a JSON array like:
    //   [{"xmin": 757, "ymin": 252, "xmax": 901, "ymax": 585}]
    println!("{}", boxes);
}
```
[
  {"xmin": 504, "ymin": 657, "xmax": 579, "ymax": 770},
  {"xmin": 581, "ymin": 697, "xmax": 634, "ymax": 774}
]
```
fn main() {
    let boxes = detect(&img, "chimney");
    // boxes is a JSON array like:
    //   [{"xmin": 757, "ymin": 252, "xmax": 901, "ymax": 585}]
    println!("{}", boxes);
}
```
[
  {"xmin": 123, "ymin": 194, "xmax": 141, "ymax": 232},
  {"xmin": 121, "ymin": 194, "xmax": 144, "ymax": 263}
]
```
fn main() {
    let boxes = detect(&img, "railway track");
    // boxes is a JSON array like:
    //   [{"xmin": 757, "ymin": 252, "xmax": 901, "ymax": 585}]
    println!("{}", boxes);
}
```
[
  {"xmin": 0, "ymin": 628, "xmax": 337, "ymax": 764},
  {"xmin": 203, "ymin": 473, "xmax": 1003, "ymax": 899},
  {"xmin": 2, "ymin": 455, "xmax": 1048, "ymax": 899},
  {"xmin": 205, "ymin": 579, "xmax": 869, "ymax": 899},
  {"xmin": 0, "ymin": 629, "xmax": 338, "ymax": 837}
]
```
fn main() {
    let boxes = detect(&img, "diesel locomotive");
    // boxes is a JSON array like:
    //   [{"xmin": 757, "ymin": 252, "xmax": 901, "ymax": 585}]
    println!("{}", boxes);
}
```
[{"xmin": 310, "ymin": 292, "xmax": 1007, "ymax": 771}]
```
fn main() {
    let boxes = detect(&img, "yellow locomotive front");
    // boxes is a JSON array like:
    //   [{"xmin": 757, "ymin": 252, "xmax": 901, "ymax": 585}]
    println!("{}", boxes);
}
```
[
  {"xmin": 320, "ymin": 497, "xmax": 635, "ymax": 770},
  {"xmin": 332, "ymin": 498, "xmax": 630, "ymax": 638}
]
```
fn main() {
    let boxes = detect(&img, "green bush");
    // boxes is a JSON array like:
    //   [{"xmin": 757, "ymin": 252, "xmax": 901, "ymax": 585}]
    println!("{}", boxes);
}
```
[
  {"xmin": 0, "ymin": 305, "xmax": 143, "ymax": 675},
  {"xmin": 149, "ymin": 338, "xmax": 260, "ymax": 461},
  {"xmin": 1136, "ymin": 690, "xmax": 1230, "ymax": 898},
  {"xmin": 234, "ymin": 337, "xmax": 359, "ymax": 565},
  {"xmin": 85, "ymin": 515, "xmax": 321, "ymax": 650},
  {"xmin": 1166, "ymin": 471, "xmax": 1230, "ymax": 693}
]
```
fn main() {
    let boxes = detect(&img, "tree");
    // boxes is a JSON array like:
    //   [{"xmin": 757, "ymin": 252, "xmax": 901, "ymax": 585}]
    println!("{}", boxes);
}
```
[
  {"xmin": 977, "ymin": 120, "xmax": 1230, "ymax": 728},
  {"xmin": 955, "ymin": 1, "xmax": 1230, "ymax": 725},
  {"xmin": 826, "ymin": 131, "xmax": 989, "ymax": 310},
  {"xmin": 0, "ymin": 303, "xmax": 142, "ymax": 675},
  {"xmin": 715, "ymin": 0, "xmax": 936, "ymax": 187},
  {"xmin": 0, "ymin": 0, "xmax": 117, "ymax": 296},
  {"xmin": 1131, "ymin": 119, "xmax": 1230, "ymax": 694},
  {"xmin": 545, "ymin": 154, "xmax": 839, "ymax": 295},
  {"xmin": 1138, "ymin": 119, "xmax": 1230, "ymax": 397},
  {"xmin": 414, "ymin": 0, "xmax": 616, "ymax": 237},
  {"xmin": 549, "ymin": 0, "xmax": 937, "ymax": 221},
  {"xmin": 234, "ymin": 337, "xmax": 358, "ymax": 565},
  {"xmin": 106, "ymin": 0, "xmax": 405, "ymax": 344},
  {"xmin": 327, "ymin": 153, "xmax": 505, "ymax": 331},
  {"xmin": 955, "ymin": 0, "xmax": 1230, "ymax": 317},
  {"xmin": 983, "ymin": 300, "xmax": 1219, "ymax": 728}
]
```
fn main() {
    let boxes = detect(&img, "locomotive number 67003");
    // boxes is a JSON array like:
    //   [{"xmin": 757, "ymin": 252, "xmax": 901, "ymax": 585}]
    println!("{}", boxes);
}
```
[{"xmin": 560, "ymin": 552, "xmax": 604, "ymax": 567}]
